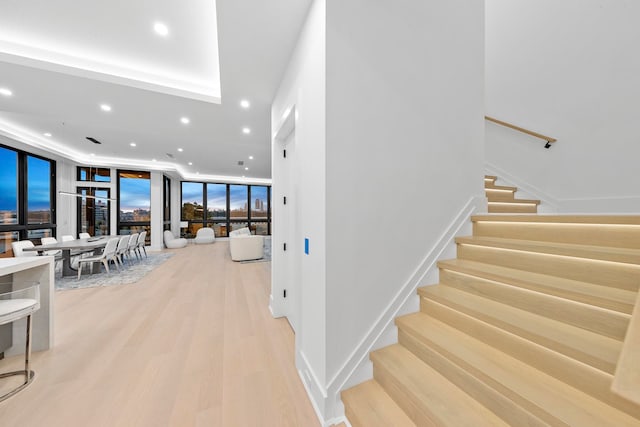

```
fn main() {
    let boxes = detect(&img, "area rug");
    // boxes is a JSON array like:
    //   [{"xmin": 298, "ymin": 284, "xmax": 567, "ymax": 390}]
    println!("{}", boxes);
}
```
[
  {"xmin": 239, "ymin": 237, "xmax": 271, "ymax": 264},
  {"xmin": 56, "ymin": 252, "xmax": 174, "ymax": 290}
]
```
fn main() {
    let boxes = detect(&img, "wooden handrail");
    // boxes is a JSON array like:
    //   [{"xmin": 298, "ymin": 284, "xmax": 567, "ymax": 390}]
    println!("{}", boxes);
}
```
[
  {"xmin": 611, "ymin": 290, "xmax": 640, "ymax": 405},
  {"xmin": 485, "ymin": 116, "xmax": 557, "ymax": 148}
]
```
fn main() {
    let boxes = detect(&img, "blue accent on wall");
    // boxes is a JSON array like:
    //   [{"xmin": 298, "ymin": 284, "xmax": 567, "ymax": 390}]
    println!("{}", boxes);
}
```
[{"xmin": 304, "ymin": 238, "xmax": 309, "ymax": 255}]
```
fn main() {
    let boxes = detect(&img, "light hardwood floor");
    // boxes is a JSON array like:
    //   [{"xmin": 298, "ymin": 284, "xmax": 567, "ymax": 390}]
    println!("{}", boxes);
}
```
[{"xmin": 0, "ymin": 242, "xmax": 320, "ymax": 427}]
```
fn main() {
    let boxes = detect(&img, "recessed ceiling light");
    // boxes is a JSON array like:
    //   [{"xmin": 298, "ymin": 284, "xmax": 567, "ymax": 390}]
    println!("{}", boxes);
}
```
[
  {"xmin": 244, "ymin": 167, "xmax": 249, "ymax": 171},
  {"xmin": 152, "ymin": 158, "xmax": 157, "ymax": 162},
  {"xmin": 43, "ymin": 132, "xmax": 52, "ymax": 137},
  {"xmin": 154, "ymin": 22, "xmax": 169, "ymax": 37},
  {"xmin": 177, "ymin": 148, "xmax": 184, "ymax": 152},
  {"xmin": 196, "ymin": 171, "xmax": 200, "ymax": 175},
  {"xmin": 188, "ymin": 162, "xmax": 193, "ymax": 166},
  {"xmin": 242, "ymin": 127, "xmax": 251, "ymax": 134},
  {"xmin": 90, "ymin": 153, "xmax": 95, "ymax": 156},
  {"xmin": 242, "ymin": 175, "xmax": 245, "ymax": 178},
  {"xmin": 180, "ymin": 117, "xmax": 190, "ymax": 125},
  {"xmin": 100, "ymin": 104, "xmax": 112, "ymax": 112},
  {"xmin": 130, "ymin": 142, "xmax": 137, "ymax": 147},
  {"xmin": 248, "ymin": 155, "xmax": 254, "ymax": 160},
  {"xmin": 240, "ymin": 99, "xmax": 250, "ymax": 109},
  {"xmin": 0, "ymin": 88, "xmax": 12, "ymax": 97}
]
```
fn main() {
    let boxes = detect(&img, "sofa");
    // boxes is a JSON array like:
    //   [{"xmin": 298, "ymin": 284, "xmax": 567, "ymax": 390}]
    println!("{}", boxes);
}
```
[
  {"xmin": 194, "ymin": 227, "xmax": 215, "ymax": 244},
  {"xmin": 229, "ymin": 227, "xmax": 264, "ymax": 261},
  {"xmin": 164, "ymin": 230, "xmax": 188, "ymax": 249}
]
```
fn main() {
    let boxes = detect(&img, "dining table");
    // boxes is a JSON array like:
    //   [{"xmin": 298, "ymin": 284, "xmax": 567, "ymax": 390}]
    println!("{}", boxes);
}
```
[{"xmin": 24, "ymin": 236, "xmax": 116, "ymax": 277}]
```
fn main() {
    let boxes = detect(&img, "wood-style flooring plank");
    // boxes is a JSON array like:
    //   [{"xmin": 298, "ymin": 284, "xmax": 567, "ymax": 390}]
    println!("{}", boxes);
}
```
[{"xmin": 0, "ymin": 241, "xmax": 319, "ymax": 427}]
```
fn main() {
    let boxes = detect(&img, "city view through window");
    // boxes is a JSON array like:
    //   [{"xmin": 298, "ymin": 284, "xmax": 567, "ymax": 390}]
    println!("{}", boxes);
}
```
[
  {"xmin": 118, "ymin": 170, "xmax": 151, "ymax": 241},
  {"xmin": 0, "ymin": 145, "xmax": 55, "ymax": 255},
  {"xmin": 181, "ymin": 182, "xmax": 270, "ymax": 237}
]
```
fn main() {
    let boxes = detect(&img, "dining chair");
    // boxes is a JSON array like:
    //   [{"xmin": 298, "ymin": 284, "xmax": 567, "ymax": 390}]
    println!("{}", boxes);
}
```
[
  {"xmin": 40, "ymin": 237, "xmax": 63, "ymax": 273},
  {"xmin": 77, "ymin": 237, "xmax": 120, "ymax": 280},
  {"xmin": 0, "ymin": 283, "xmax": 40, "ymax": 402},
  {"xmin": 136, "ymin": 231, "xmax": 147, "ymax": 259},
  {"xmin": 79, "ymin": 232, "xmax": 91, "ymax": 239},
  {"xmin": 126, "ymin": 233, "xmax": 139, "ymax": 263},
  {"xmin": 10, "ymin": 241, "xmax": 38, "ymax": 257},
  {"xmin": 40, "ymin": 237, "xmax": 61, "ymax": 257},
  {"xmin": 115, "ymin": 235, "xmax": 131, "ymax": 267}
]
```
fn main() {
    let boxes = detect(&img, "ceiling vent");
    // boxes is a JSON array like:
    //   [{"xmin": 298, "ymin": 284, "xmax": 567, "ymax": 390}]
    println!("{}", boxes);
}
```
[
  {"xmin": 86, "ymin": 137, "xmax": 102, "ymax": 144},
  {"xmin": 165, "ymin": 153, "xmax": 174, "ymax": 159},
  {"xmin": 237, "ymin": 160, "xmax": 244, "ymax": 166}
]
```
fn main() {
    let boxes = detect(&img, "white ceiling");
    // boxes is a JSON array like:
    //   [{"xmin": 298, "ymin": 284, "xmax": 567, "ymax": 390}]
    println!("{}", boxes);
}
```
[{"xmin": 0, "ymin": 0, "xmax": 312, "ymax": 182}]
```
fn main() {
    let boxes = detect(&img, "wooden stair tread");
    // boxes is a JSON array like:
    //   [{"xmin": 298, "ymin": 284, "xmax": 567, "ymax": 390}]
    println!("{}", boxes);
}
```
[
  {"xmin": 487, "ymin": 199, "xmax": 540, "ymax": 205},
  {"xmin": 456, "ymin": 241, "xmax": 640, "ymax": 292},
  {"xmin": 484, "ymin": 184, "xmax": 517, "ymax": 191},
  {"xmin": 484, "ymin": 175, "xmax": 497, "ymax": 180},
  {"xmin": 488, "ymin": 204, "xmax": 538, "ymax": 213},
  {"xmin": 437, "ymin": 266, "xmax": 631, "ymax": 341},
  {"xmin": 438, "ymin": 258, "xmax": 637, "ymax": 314},
  {"xmin": 342, "ymin": 380, "xmax": 416, "ymax": 427},
  {"xmin": 456, "ymin": 236, "xmax": 640, "ymax": 265},
  {"xmin": 418, "ymin": 285, "xmax": 622, "ymax": 370},
  {"xmin": 396, "ymin": 313, "xmax": 640, "ymax": 426},
  {"xmin": 472, "ymin": 214, "xmax": 640, "ymax": 225},
  {"xmin": 372, "ymin": 344, "xmax": 510, "ymax": 427}
]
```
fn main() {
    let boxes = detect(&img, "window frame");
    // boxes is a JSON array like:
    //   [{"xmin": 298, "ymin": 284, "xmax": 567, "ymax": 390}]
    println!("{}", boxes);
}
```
[
  {"xmin": 0, "ymin": 143, "xmax": 56, "ymax": 250},
  {"xmin": 179, "ymin": 181, "xmax": 271, "ymax": 237}
]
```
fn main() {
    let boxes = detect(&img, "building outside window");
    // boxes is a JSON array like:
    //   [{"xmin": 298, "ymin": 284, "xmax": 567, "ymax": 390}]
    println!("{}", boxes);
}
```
[
  {"xmin": 180, "ymin": 182, "xmax": 270, "ymax": 238},
  {"xmin": 117, "ymin": 170, "xmax": 150, "ymax": 243}
]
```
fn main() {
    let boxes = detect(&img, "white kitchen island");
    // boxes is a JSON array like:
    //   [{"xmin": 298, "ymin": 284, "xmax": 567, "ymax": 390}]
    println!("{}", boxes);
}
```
[{"xmin": 0, "ymin": 256, "xmax": 54, "ymax": 356}]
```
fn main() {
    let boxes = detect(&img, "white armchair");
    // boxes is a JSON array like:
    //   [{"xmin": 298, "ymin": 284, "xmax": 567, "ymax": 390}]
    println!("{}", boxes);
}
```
[
  {"xmin": 194, "ymin": 227, "xmax": 215, "ymax": 244},
  {"xmin": 164, "ymin": 230, "xmax": 187, "ymax": 249},
  {"xmin": 229, "ymin": 228, "xmax": 264, "ymax": 261}
]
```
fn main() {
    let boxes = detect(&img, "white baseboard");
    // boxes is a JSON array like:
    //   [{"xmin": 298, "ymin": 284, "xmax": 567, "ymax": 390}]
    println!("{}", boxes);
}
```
[
  {"xmin": 313, "ymin": 195, "xmax": 485, "ymax": 422},
  {"xmin": 485, "ymin": 163, "xmax": 640, "ymax": 214}
]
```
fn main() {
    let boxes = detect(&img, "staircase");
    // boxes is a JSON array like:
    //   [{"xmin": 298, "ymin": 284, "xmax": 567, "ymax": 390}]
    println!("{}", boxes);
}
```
[
  {"xmin": 342, "ymin": 210, "xmax": 640, "ymax": 425},
  {"xmin": 485, "ymin": 175, "xmax": 540, "ymax": 213}
]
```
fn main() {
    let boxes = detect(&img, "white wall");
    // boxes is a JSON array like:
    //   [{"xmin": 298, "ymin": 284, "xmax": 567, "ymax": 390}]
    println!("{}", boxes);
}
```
[
  {"xmin": 486, "ymin": 0, "xmax": 640, "ymax": 213},
  {"xmin": 325, "ymin": 0, "xmax": 484, "ymax": 393},
  {"xmin": 272, "ymin": 0, "xmax": 485, "ymax": 423},
  {"xmin": 271, "ymin": 0, "xmax": 327, "ymax": 417}
]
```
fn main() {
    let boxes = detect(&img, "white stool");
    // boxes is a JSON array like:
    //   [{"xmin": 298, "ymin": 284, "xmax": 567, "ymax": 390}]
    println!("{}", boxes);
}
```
[{"xmin": 0, "ymin": 284, "xmax": 40, "ymax": 402}]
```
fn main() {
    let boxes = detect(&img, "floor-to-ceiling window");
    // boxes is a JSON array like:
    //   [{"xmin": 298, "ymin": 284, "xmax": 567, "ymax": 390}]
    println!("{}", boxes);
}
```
[
  {"xmin": 163, "ymin": 176, "xmax": 171, "ymax": 231},
  {"xmin": 181, "ymin": 181, "xmax": 204, "ymax": 236},
  {"xmin": 117, "ymin": 170, "xmax": 150, "ymax": 243},
  {"xmin": 249, "ymin": 185, "xmax": 270, "ymax": 235},
  {"xmin": 229, "ymin": 184, "xmax": 248, "ymax": 233},
  {"xmin": 76, "ymin": 166, "xmax": 111, "ymax": 237},
  {"xmin": 207, "ymin": 183, "xmax": 227, "ymax": 237},
  {"xmin": 0, "ymin": 144, "xmax": 56, "ymax": 256},
  {"xmin": 77, "ymin": 188, "xmax": 110, "ymax": 236},
  {"xmin": 180, "ymin": 181, "xmax": 270, "ymax": 238}
]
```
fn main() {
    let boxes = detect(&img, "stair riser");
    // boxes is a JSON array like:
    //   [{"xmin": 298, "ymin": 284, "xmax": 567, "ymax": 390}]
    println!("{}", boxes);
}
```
[
  {"xmin": 457, "ymin": 244, "xmax": 640, "ymax": 292},
  {"xmin": 439, "ymin": 269, "xmax": 630, "ymax": 340},
  {"xmin": 485, "ymin": 191, "xmax": 517, "ymax": 202},
  {"xmin": 419, "ymin": 295, "xmax": 617, "ymax": 373},
  {"xmin": 488, "ymin": 203, "xmax": 538, "ymax": 213},
  {"xmin": 398, "ymin": 329, "xmax": 556, "ymax": 427},
  {"xmin": 473, "ymin": 221, "xmax": 640, "ymax": 249},
  {"xmin": 400, "ymin": 309, "xmax": 640, "ymax": 419},
  {"xmin": 371, "ymin": 362, "xmax": 437, "ymax": 427},
  {"xmin": 438, "ymin": 260, "xmax": 635, "ymax": 314}
]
